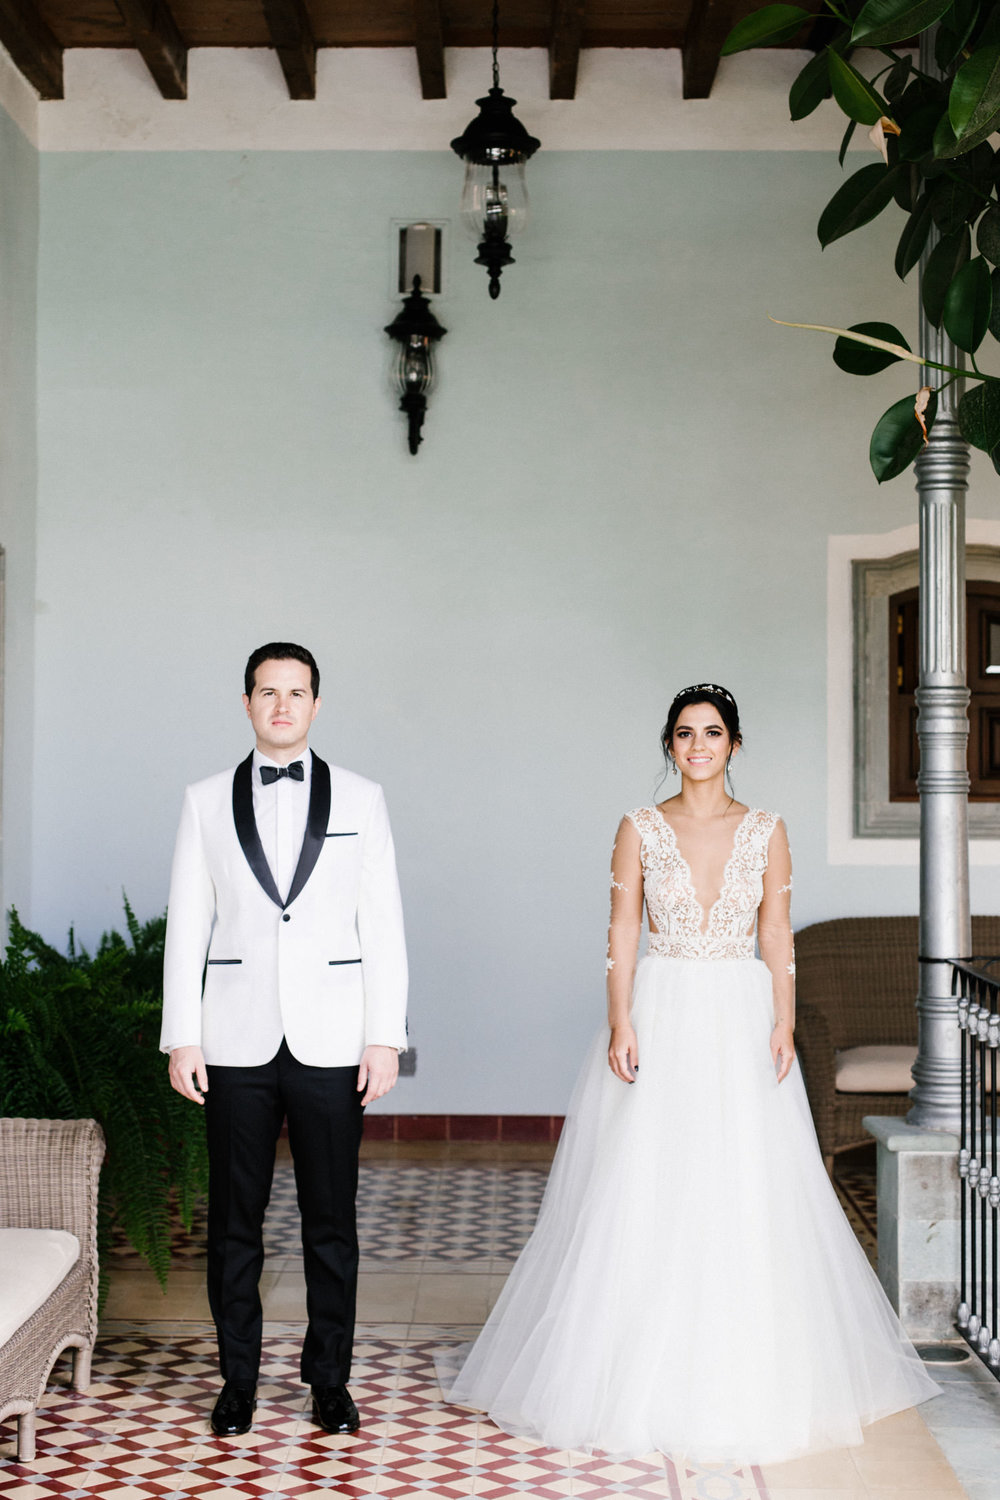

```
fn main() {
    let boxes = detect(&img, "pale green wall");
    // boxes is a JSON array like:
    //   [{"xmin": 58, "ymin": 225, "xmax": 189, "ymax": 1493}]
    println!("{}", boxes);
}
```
[
  {"xmin": 28, "ymin": 146, "xmax": 1000, "ymax": 1110},
  {"xmin": 0, "ymin": 104, "xmax": 37, "ymax": 924}
]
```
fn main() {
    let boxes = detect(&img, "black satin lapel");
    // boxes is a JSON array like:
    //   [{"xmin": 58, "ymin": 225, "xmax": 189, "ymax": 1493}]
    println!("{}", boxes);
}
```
[
  {"xmin": 285, "ymin": 751, "xmax": 331, "ymax": 908},
  {"xmin": 232, "ymin": 752, "xmax": 284, "ymax": 909}
]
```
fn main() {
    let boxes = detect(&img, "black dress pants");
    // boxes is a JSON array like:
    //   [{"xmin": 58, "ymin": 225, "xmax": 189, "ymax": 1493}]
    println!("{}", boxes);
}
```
[{"xmin": 204, "ymin": 1038, "xmax": 364, "ymax": 1386}]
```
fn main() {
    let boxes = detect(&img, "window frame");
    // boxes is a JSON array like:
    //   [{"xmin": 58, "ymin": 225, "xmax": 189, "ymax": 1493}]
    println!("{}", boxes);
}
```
[{"xmin": 852, "ymin": 545, "xmax": 1000, "ymax": 838}]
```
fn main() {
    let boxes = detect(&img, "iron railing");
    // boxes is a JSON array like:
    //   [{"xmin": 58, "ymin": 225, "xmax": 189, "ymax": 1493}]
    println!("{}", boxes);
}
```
[{"xmin": 952, "ymin": 957, "xmax": 1000, "ymax": 1375}]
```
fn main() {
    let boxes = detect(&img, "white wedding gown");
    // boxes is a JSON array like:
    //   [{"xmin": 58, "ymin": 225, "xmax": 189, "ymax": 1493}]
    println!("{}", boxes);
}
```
[{"xmin": 437, "ymin": 807, "xmax": 939, "ymax": 1464}]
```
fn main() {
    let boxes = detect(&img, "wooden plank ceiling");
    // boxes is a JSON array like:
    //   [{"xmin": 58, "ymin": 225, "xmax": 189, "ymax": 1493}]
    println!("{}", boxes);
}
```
[{"xmin": 3, "ymin": 0, "xmax": 818, "ymax": 106}]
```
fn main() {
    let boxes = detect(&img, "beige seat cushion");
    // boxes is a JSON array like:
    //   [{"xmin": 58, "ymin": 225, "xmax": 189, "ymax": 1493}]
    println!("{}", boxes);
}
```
[
  {"xmin": 835, "ymin": 1044, "xmax": 917, "ymax": 1094},
  {"xmin": 0, "ymin": 1228, "xmax": 80, "ymax": 1346}
]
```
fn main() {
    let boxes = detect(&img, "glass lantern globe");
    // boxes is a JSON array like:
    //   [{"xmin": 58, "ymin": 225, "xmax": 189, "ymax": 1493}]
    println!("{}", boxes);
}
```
[{"xmin": 458, "ymin": 157, "xmax": 529, "ymax": 243}]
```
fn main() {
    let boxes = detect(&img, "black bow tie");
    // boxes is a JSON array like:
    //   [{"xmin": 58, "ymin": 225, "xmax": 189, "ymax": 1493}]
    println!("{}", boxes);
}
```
[{"xmin": 260, "ymin": 760, "xmax": 304, "ymax": 785}]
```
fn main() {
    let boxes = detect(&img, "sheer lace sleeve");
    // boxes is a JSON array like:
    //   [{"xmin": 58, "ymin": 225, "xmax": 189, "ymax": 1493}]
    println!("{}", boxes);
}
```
[
  {"xmin": 757, "ymin": 817, "xmax": 795, "ymax": 1030},
  {"xmin": 606, "ymin": 815, "xmax": 644, "ymax": 1029}
]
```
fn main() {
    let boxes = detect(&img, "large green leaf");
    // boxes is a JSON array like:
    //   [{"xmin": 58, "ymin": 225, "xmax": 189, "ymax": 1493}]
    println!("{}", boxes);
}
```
[
  {"xmin": 870, "ymin": 390, "xmax": 938, "ymax": 483},
  {"xmin": 936, "ymin": 0, "xmax": 981, "ymax": 71},
  {"xmin": 928, "ymin": 175, "xmax": 979, "ymax": 235},
  {"xmin": 852, "ymin": 0, "xmax": 954, "ymax": 46},
  {"xmin": 834, "ymin": 321, "xmax": 913, "ymax": 373},
  {"xmin": 958, "ymin": 380, "xmax": 1000, "ymax": 451},
  {"xmin": 721, "ymin": 4, "xmax": 811, "ymax": 54},
  {"xmin": 943, "ymin": 254, "xmax": 993, "ymax": 350},
  {"xmin": 884, "ymin": 55, "xmax": 912, "ymax": 103},
  {"xmin": 818, "ymin": 163, "xmax": 900, "ymax": 247},
  {"xmin": 976, "ymin": 202, "xmax": 1000, "ymax": 264},
  {"xmin": 828, "ymin": 49, "xmax": 890, "ymax": 125},
  {"xmin": 990, "ymin": 267, "xmax": 1000, "ymax": 340},
  {"xmin": 895, "ymin": 71, "xmax": 948, "ymax": 121},
  {"xmin": 947, "ymin": 44, "xmax": 1000, "ymax": 155},
  {"xmin": 966, "ymin": 142, "xmax": 996, "ymax": 201},
  {"xmin": 921, "ymin": 226, "xmax": 971, "ymax": 325},
  {"xmin": 838, "ymin": 116, "xmax": 858, "ymax": 166},
  {"xmin": 895, "ymin": 193, "xmax": 936, "ymax": 278},
  {"xmin": 897, "ymin": 100, "xmax": 946, "ymax": 160},
  {"xmin": 933, "ymin": 110, "xmax": 962, "ymax": 158},
  {"xmin": 979, "ymin": 4, "xmax": 1000, "ymax": 49},
  {"xmin": 789, "ymin": 49, "xmax": 832, "ymax": 120},
  {"xmin": 770, "ymin": 316, "xmax": 923, "ymax": 367},
  {"xmin": 892, "ymin": 163, "xmax": 919, "ymax": 212}
]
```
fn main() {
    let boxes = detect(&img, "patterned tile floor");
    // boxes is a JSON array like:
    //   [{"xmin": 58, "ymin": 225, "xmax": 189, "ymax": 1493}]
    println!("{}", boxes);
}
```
[
  {"xmin": 0, "ymin": 1333, "xmax": 770, "ymax": 1499},
  {"xmin": 111, "ymin": 1158, "xmax": 875, "ymax": 1271},
  {"xmin": 4, "ymin": 1142, "xmax": 976, "ymax": 1499}
]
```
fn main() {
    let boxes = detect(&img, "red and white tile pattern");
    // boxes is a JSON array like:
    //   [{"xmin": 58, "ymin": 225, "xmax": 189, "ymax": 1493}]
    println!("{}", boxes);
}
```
[{"xmin": 0, "ymin": 1335, "xmax": 770, "ymax": 1499}]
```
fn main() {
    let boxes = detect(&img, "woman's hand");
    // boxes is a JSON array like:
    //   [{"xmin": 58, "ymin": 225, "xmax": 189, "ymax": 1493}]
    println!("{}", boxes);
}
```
[
  {"xmin": 771, "ymin": 1024, "xmax": 795, "ymax": 1083},
  {"xmin": 608, "ymin": 1023, "xmax": 639, "ymax": 1084}
]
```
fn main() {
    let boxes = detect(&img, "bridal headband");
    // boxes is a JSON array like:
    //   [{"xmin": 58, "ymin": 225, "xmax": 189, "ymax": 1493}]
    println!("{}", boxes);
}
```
[{"xmin": 671, "ymin": 683, "xmax": 737, "ymax": 708}]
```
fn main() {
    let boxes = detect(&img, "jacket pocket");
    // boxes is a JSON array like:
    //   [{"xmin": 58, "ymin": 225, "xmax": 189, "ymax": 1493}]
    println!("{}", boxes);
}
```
[
  {"xmin": 207, "ymin": 959, "xmax": 243, "ymax": 965},
  {"xmin": 325, "ymin": 831, "xmax": 358, "ymax": 838},
  {"xmin": 329, "ymin": 958, "xmax": 362, "ymax": 966}
]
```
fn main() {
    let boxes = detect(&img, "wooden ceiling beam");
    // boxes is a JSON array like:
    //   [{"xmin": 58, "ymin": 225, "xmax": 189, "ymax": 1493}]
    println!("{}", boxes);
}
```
[
  {"xmin": 549, "ymin": 0, "xmax": 584, "ymax": 100},
  {"xmin": 681, "ymin": 0, "xmax": 731, "ymax": 99},
  {"xmin": 261, "ymin": 0, "xmax": 316, "ymax": 100},
  {"xmin": 412, "ymin": 0, "xmax": 445, "ymax": 99},
  {"xmin": 0, "ymin": 0, "xmax": 63, "ymax": 99},
  {"xmin": 114, "ymin": 0, "xmax": 187, "ymax": 99}
]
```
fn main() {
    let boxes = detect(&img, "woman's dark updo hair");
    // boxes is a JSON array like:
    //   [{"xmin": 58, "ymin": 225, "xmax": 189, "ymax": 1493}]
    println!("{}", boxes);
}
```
[{"xmin": 660, "ymin": 683, "xmax": 742, "ymax": 778}]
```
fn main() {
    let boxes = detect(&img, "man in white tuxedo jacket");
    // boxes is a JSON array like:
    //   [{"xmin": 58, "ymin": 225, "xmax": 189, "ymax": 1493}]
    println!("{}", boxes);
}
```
[{"xmin": 160, "ymin": 642, "xmax": 407, "ymax": 1438}]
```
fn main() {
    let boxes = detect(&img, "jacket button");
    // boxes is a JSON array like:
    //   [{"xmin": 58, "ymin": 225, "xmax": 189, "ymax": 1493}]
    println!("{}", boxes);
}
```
[{"xmin": 282, "ymin": 913, "xmax": 290, "ymax": 922}]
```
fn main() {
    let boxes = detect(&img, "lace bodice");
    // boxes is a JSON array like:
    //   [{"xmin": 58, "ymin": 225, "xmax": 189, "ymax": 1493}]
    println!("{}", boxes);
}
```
[{"xmin": 625, "ymin": 806, "xmax": 779, "ymax": 961}]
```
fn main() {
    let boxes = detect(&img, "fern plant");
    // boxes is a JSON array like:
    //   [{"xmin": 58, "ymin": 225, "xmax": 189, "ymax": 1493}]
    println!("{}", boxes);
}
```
[{"xmin": 0, "ymin": 902, "xmax": 208, "ymax": 1304}]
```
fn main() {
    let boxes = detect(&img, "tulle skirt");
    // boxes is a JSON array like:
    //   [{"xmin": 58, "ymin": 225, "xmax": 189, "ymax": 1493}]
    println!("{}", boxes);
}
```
[{"xmin": 436, "ymin": 954, "xmax": 939, "ymax": 1464}]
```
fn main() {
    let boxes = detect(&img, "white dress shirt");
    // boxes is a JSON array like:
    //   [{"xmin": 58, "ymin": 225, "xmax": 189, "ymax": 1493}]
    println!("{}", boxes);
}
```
[{"xmin": 252, "ymin": 747, "xmax": 311, "ymax": 904}]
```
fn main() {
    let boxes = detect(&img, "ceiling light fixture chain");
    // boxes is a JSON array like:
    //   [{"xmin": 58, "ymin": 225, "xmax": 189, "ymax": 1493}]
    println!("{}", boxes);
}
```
[{"xmin": 491, "ymin": 0, "xmax": 500, "ymax": 89}]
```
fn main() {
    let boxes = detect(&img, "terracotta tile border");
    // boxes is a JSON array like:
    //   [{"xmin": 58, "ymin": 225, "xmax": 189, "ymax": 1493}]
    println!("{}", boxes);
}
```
[{"xmin": 361, "ymin": 1115, "xmax": 565, "ymax": 1143}]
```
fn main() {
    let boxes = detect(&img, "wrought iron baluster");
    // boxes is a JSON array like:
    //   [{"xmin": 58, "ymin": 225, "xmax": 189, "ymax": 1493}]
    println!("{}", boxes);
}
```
[
  {"xmin": 950, "ymin": 957, "xmax": 1000, "ymax": 1376},
  {"xmin": 978, "ymin": 998, "xmax": 991, "ymax": 1355},
  {"xmin": 958, "ymin": 978, "xmax": 970, "ymax": 1331},
  {"xmin": 990, "ymin": 1016, "xmax": 999, "ymax": 1367},
  {"xmin": 968, "ymin": 996, "xmax": 981, "ymax": 1343}
]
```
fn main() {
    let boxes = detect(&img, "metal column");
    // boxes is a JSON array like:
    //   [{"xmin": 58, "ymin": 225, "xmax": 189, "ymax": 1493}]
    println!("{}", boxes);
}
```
[{"xmin": 908, "ymin": 26, "xmax": 972, "ymax": 1129}]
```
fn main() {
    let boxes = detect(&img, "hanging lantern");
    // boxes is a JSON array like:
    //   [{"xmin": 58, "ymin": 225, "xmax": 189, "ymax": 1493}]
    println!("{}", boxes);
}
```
[
  {"xmin": 384, "ymin": 275, "xmax": 447, "ymax": 456},
  {"xmin": 450, "ymin": 2, "xmax": 540, "ymax": 299}
]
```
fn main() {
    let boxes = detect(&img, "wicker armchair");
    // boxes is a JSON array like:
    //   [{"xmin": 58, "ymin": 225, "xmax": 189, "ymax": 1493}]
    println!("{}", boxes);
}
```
[
  {"xmin": 0, "ymin": 1119, "xmax": 105, "ymax": 1463},
  {"xmin": 795, "ymin": 916, "xmax": 1000, "ymax": 1174}
]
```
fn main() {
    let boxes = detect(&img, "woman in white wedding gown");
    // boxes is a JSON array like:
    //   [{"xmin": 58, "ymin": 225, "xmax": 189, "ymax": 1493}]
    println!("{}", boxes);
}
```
[{"xmin": 437, "ymin": 683, "xmax": 939, "ymax": 1464}]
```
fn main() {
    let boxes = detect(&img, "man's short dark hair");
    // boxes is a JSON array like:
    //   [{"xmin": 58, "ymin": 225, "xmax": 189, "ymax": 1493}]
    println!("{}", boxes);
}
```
[{"xmin": 244, "ymin": 643, "xmax": 320, "ymax": 699}]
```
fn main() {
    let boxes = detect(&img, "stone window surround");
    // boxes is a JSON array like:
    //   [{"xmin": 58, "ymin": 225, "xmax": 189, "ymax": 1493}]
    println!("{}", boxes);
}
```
[
  {"xmin": 827, "ymin": 522, "xmax": 1000, "ymax": 868},
  {"xmin": 854, "ymin": 543, "xmax": 1000, "ymax": 840}
]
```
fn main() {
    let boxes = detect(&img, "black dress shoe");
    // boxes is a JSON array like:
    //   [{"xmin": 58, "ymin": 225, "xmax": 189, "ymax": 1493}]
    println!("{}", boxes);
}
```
[
  {"xmin": 311, "ymin": 1384, "xmax": 360, "ymax": 1433},
  {"xmin": 211, "ymin": 1381, "xmax": 257, "ymax": 1435}
]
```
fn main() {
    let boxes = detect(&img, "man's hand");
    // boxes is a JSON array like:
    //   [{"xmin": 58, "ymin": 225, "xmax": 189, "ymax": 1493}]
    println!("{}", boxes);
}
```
[
  {"xmin": 357, "ymin": 1045, "xmax": 399, "ymax": 1106},
  {"xmin": 169, "ymin": 1045, "xmax": 208, "ymax": 1104}
]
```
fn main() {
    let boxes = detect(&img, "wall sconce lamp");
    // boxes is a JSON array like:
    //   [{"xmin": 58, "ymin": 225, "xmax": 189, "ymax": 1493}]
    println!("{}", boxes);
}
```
[
  {"xmin": 450, "ymin": 0, "xmax": 540, "ymax": 299},
  {"xmin": 385, "ymin": 225, "xmax": 447, "ymax": 456}
]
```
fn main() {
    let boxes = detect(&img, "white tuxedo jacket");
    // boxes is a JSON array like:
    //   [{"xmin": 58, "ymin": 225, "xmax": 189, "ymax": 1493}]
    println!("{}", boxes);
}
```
[{"xmin": 160, "ymin": 751, "xmax": 408, "ymax": 1067}]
